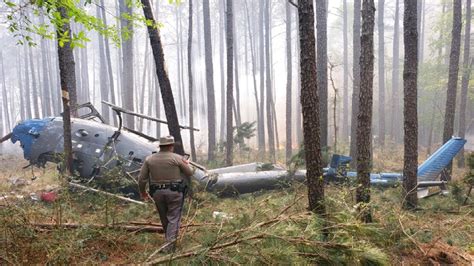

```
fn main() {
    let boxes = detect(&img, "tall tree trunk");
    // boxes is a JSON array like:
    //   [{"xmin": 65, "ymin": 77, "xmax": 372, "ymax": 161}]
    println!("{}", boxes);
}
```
[
  {"xmin": 403, "ymin": 0, "xmax": 419, "ymax": 209},
  {"xmin": 296, "ymin": 10, "xmax": 303, "ymax": 147},
  {"xmin": 391, "ymin": 0, "xmax": 400, "ymax": 142},
  {"xmin": 23, "ymin": 45, "xmax": 32, "ymax": 119},
  {"xmin": 17, "ymin": 51, "xmax": 25, "ymax": 121},
  {"xmin": 40, "ymin": 14, "xmax": 52, "ymax": 117},
  {"xmin": 264, "ymin": 0, "xmax": 275, "ymax": 162},
  {"xmin": 29, "ymin": 47, "xmax": 40, "ymax": 118},
  {"xmin": 57, "ymin": 7, "xmax": 77, "ymax": 176},
  {"xmin": 356, "ymin": 0, "xmax": 375, "ymax": 223},
  {"xmin": 219, "ymin": 0, "xmax": 226, "ymax": 143},
  {"xmin": 442, "ymin": 0, "xmax": 462, "ymax": 179},
  {"xmin": 245, "ymin": 0, "xmax": 261, "ymax": 150},
  {"xmin": 96, "ymin": 4, "xmax": 110, "ymax": 123},
  {"xmin": 316, "ymin": 0, "xmax": 328, "ymax": 149},
  {"xmin": 298, "ymin": 0, "xmax": 325, "ymax": 215},
  {"xmin": 456, "ymin": 0, "xmax": 471, "ymax": 168},
  {"xmin": 141, "ymin": 0, "xmax": 185, "ymax": 155},
  {"xmin": 0, "ymin": 52, "xmax": 11, "ymax": 132},
  {"xmin": 258, "ymin": 0, "xmax": 266, "ymax": 156},
  {"xmin": 80, "ymin": 44, "xmax": 90, "ymax": 103},
  {"xmin": 233, "ymin": 20, "xmax": 242, "ymax": 127},
  {"xmin": 350, "ymin": 0, "xmax": 361, "ymax": 168},
  {"xmin": 119, "ymin": 0, "xmax": 135, "ymax": 129},
  {"xmin": 100, "ymin": 0, "xmax": 117, "ymax": 125},
  {"xmin": 188, "ymin": 0, "xmax": 197, "ymax": 161},
  {"xmin": 377, "ymin": 0, "xmax": 385, "ymax": 147},
  {"xmin": 285, "ymin": 1, "xmax": 292, "ymax": 162},
  {"xmin": 203, "ymin": 0, "xmax": 216, "ymax": 161},
  {"xmin": 342, "ymin": 0, "xmax": 349, "ymax": 142},
  {"xmin": 225, "ymin": 0, "xmax": 234, "ymax": 166}
]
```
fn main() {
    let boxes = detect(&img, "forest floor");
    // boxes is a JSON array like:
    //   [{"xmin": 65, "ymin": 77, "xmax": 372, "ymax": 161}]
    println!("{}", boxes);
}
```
[{"xmin": 0, "ymin": 144, "xmax": 473, "ymax": 265}]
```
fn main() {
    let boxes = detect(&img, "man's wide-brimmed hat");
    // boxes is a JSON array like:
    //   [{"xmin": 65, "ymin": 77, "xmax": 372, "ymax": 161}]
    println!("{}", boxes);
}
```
[{"xmin": 159, "ymin": 136, "xmax": 175, "ymax": 146}]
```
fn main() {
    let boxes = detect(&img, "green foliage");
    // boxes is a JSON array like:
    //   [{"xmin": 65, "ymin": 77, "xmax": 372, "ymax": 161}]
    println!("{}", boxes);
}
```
[{"xmin": 233, "ymin": 121, "xmax": 256, "ymax": 149}]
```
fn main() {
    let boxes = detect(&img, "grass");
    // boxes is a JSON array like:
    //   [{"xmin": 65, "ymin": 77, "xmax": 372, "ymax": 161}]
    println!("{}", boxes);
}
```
[{"xmin": 0, "ymin": 146, "xmax": 473, "ymax": 264}]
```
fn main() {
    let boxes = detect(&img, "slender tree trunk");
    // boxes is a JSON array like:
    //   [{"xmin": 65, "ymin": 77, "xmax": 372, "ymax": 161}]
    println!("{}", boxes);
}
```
[
  {"xmin": 442, "ymin": 0, "xmax": 462, "ymax": 179},
  {"xmin": 138, "ymin": 43, "xmax": 149, "ymax": 131},
  {"xmin": 316, "ymin": 0, "xmax": 328, "ymax": 149},
  {"xmin": 17, "ymin": 51, "xmax": 25, "ymax": 121},
  {"xmin": 391, "ymin": 0, "xmax": 400, "ymax": 142},
  {"xmin": 245, "ymin": 0, "xmax": 261, "ymax": 151},
  {"xmin": 24, "ymin": 46, "xmax": 32, "ymax": 119},
  {"xmin": 403, "ymin": 0, "xmax": 419, "ymax": 209},
  {"xmin": 141, "ymin": 0, "xmax": 185, "ymax": 155},
  {"xmin": 356, "ymin": 0, "xmax": 375, "ymax": 223},
  {"xmin": 298, "ymin": 0, "xmax": 325, "ymax": 215},
  {"xmin": 259, "ymin": 0, "xmax": 266, "ymax": 156},
  {"xmin": 39, "ymin": 14, "xmax": 52, "ymax": 117},
  {"xmin": 377, "ymin": 0, "xmax": 385, "ymax": 147},
  {"xmin": 96, "ymin": 5, "xmax": 110, "ymax": 123},
  {"xmin": 285, "ymin": 1, "xmax": 292, "ymax": 162},
  {"xmin": 225, "ymin": 0, "xmax": 234, "ymax": 166},
  {"xmin": 100, "ymin": 0, "xmax": 117, "ymax": 125},
  {"xmin": 456, "ymin": 0, "xmax": 472, "ymax": 168},
  {"xmin": 219, "ymin": 0, "xmax": 226, "ymax": 143},
  {"xmin": 342, "ymin": 0, "xmax": 349, "ymax": 142},
  {"xmin": 0, "ymin": 52, "xmax": 11, "ymax": 132},
  {"xmin": 29, "ymin": 47, "xmax": 40, "ymax": 118},
  {"xmin": 350, "ymin": 0, "xmax": 361, "ymax": 168},
  {"xmin": 233, "ymin": 20, "xmax": 242, "ymax": 127},
  {"xmin": 57, "ymin": 7, "xmax": 77, "ymax": 176},
  {"xmin": 296, "ymin": 10, "xmax": 303, "ymax": 147},
  {"xmin": 203, "ymin": 0, "xmax": 216, "ymax": 161},
  {"xmin": 119, "ymin": 0, "xmax": 135, "ymax": 129},
  {"xmin": 264, "ymin": 0, "xmax": 275, "ymax": 162},
  {"xmin": 188, "ymin": 0, "xmax": 197, "ymax": 161},
  {"xmin": 80, "ymin": 44, "xmax": 90, "ymax": 103}
]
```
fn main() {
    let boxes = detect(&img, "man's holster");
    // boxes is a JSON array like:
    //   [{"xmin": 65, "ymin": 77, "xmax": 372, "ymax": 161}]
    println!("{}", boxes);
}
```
[{"xmin": 149, "ymin": 181, "xmax": 188, "ymax": 196}]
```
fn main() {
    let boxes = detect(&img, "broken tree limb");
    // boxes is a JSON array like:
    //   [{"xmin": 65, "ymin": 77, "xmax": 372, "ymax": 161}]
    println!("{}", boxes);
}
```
[
  {"xmin": 0, "ymin": 132, "xmax": 12, "ymax": 143},
  {"xmin": 30, "ymin": 222, "xmax": 164, "ymax": 233},
  {"xmin": 68, "ymin": 182, "xmax": 146, "ymax": 205}
]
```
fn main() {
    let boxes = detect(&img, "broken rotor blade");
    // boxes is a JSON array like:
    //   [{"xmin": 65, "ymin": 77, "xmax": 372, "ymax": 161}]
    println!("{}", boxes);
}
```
[
  {"xmin": 0, "ymin": 132, "xmax": 12, "ymax": 143},
  {"xmin": 102, "ymin": 101, "xmax": 200, "ymax": 132}
]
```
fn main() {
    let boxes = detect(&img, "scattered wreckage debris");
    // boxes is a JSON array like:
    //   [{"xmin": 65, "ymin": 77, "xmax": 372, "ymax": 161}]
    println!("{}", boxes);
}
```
[{"xmin": 2, "ymin": 101, "xmax": 467, "ymax": 200}]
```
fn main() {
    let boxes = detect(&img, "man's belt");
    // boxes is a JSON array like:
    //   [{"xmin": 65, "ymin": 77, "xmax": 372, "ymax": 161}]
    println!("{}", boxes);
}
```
[{"xmin": 149, "ymin": 181, "xmax": 187, "ymax": 194}]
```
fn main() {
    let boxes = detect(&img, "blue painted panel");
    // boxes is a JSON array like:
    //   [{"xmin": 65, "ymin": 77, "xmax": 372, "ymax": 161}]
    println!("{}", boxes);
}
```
[{"xmin": 11, "ymin": 118, "xmax": 52, "ymax": 160}]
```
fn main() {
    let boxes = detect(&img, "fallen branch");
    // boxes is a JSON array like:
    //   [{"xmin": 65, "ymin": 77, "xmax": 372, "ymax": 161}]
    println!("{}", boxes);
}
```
[
  {"xmin": 30, "ymin": 222, "xmax": 164, "ymax": 233},
  {"xmin": 68, "ymin": 182, "xmax": 146, "ymax": 205}
]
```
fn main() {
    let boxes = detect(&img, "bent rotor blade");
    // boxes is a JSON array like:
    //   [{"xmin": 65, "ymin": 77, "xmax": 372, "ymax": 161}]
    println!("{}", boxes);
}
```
[
  {"xmin": 102, "ymin": 101, "xmax": 200, "ymax": 131},
  {"xmin": 0, "ymin": 132, "xmax": 12, "ymax": 144}
]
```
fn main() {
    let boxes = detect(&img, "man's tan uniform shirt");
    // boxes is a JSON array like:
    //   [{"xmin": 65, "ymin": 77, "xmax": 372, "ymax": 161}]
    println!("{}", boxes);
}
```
[{"xmin": 138, "ymin": 151, "xmax": 194, "ymax": 194}]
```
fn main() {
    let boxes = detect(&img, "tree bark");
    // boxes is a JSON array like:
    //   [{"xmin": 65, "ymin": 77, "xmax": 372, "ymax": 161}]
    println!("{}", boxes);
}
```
[
  {"xmin": 442, "ymin": 0, "xmax": 462, "ymax": 178},
  {"xmin": 57, "ymin": 6, "xmax": 77, "ymax": 176},
  {"xmin": 225, "ymin": 0, "xmax": 234, "ymax": 166},
  {"xmin": 350, "ymin": 0, "xmax": 361, "ymax": 168},
  {"xmin": 188, "ymin": 0, "xmax": 197, "ymax": 161},
  {"xmin": 356, "ymin": 0, "xmax": 375, "ymax": 223},
  {"xmin": 219, "ymin": 0, "xmax": 226, "ymax": 143},
  {"xmin": 316, "ymin": 0, "xmax": 328, "ymax": 149},
  {"xmin": 119, "ymin": 0, "xmax": 135, "ymax": 129},
  {"xmin": 391, "ymin": 0, "xmax": 401, "ymax": 142},
  {"xmin": 203, "ymin": 0, "xmax": 216, "ymax": 161},
  {"xmin": 264, "ymin": 0, "xmax": 275, "ymax": 162},
  {"xmin": 377, "ymin": 0, "xmax": 385, "ymax": 147},
  {"xmin": 285, "ymin": 1, "xmax": 292, "ymax": 162},
  {"xmin": 28, "ymin": 46, "xmax": 40, "ymax": 118},
  {"xmin": 23, "ymin": 45, "xmax": 32, "ymax": 119},
  {"xmin": 298, "ymin": 0, "xmax": 325, "ymax": 215},
  {"xmin": 141, "ymin": 0, "xmax": 185, "ymax": 155},
  {"xmin": 342, "ymin": 0, "xmax": 349, "ymax": 142},
  {"xmin": 258, "ymin": 0, "xmax": 266, "ymax": 156},
  {"xmin": 0, "ymin": 52, "xmax": 11, "ymax": 133},
  {"xmin": 39, "ymin": 14, "xmax": 52, "ymax": 117},
  {"xmin": 96, "ymin": 4, "xmax": 110, "ymax": 123},
  {"xmin": 403, "ymin": 0, "xmax": 419, "ymax": 209},
  {"xmin": 456, "ymin": 0, "xmax": 472, "ymax": 168},
  {"xmin": 296, "ymin": 10, "xmax": 303, "ymax": 147}
]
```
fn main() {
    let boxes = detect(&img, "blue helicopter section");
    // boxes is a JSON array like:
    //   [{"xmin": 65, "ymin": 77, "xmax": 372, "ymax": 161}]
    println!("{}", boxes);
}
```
[
  {"xmin": 417, "ymin": 137, "xmax": 467, "ymax": 181},
  {"xmin": 10, "ymin": 118, "xmax": 53, "ymax": 160}
]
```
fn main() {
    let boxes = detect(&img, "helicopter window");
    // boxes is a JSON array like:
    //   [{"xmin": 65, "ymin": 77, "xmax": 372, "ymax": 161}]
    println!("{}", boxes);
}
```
[
  {"xmin": 75, "ymin": 129, "xmax": 89, "ymax": 137},
  {"xmin": 94, "ymin": 134, "xmax": 100, "ymax": 137},
  {"xmin": 129, "ymin": 151, "xmax": 134, "ymax": 156}
]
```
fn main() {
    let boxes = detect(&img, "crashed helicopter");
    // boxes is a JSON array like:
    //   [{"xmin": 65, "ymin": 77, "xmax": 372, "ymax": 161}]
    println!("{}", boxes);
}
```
[{"xmin": 0, "ymin": 102, "xmax": 467, "ymax": 199}]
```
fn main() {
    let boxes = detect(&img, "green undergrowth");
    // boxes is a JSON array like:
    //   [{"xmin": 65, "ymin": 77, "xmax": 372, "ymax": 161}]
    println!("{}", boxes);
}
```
[{"xmin": 1, "ymin": 178, "xmax": 472, "ymax": 264}]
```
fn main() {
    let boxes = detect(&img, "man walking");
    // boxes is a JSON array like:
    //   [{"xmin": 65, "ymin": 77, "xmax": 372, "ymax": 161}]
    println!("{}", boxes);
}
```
[{"xmin": 138, "ymin": 136, "xmax": 194, "ymax": 253}]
